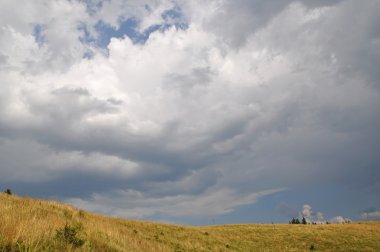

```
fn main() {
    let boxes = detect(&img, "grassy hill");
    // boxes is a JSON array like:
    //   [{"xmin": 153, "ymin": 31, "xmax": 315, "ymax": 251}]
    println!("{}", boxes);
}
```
[{"xmin": 1, "ymin": 193, "xmax": 379, "ymax": 251}]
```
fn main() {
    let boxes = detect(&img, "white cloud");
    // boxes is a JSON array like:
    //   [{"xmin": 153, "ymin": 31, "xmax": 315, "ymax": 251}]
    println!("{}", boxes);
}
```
[
  {"xmin": 300, "ymin": 204, "xmax": 326, "ymax": 224},
  {"xmin": 0, "ymin": 0, "xmax": 94, "ymax": 74},
  {"xmin": 302, "ymin": 204, "xmax": 312, "ymax": 221},
  {"xmin": 299, "ymin": 204, "xmax": 351, "ymax": 224},
  {"xmin": 330, "ymin": 216, "xmax": 352, "ymax": 224}
]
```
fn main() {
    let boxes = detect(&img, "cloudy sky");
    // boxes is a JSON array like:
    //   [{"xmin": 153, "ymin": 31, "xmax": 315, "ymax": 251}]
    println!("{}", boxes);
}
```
[{"xmin": 1, "ymin": 0, "xmax": 380, "ymax": 225}]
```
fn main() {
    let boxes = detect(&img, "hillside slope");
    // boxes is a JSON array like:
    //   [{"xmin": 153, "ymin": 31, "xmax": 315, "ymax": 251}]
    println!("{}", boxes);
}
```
[{"xmin": 0, "ymin": 193, "xmax": 379, "ymax": 251}]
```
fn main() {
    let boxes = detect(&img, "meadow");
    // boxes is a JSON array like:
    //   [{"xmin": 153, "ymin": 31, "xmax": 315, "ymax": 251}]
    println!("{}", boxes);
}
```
[{"xmin": 1, "ymin": 193, "xmax": 379, "ymax": 251}]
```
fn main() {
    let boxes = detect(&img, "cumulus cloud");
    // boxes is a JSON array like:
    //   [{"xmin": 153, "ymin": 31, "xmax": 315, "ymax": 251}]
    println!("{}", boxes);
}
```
[
  {"xmin": 1, "ymin": 0, "xmax": 380, "ymax": 223},
  {"xmin": 287, "ymin": 204, "xmax": 352, "ymax": 224},
  {"xmin": 300, "ymin": 204, "xmax": 326, "ymax": 224},
  {"xmin": 330, "ymin": 216, "xmax": 352, "ymax": 224}
]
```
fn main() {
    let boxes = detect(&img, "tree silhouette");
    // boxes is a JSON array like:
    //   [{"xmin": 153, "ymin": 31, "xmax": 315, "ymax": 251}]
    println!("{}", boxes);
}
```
[{"xmin": 289, "ymin": 217, "xmax": 301, "ymax": 224}]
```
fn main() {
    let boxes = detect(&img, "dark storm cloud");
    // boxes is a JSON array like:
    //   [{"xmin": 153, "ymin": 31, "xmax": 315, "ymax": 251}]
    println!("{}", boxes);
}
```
[{"xmin": 12, "ymin": 172, "xmax": 129, "ymax": 198}]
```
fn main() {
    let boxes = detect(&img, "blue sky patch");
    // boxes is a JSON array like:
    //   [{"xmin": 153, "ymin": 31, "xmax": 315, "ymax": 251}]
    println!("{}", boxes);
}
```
[
  {"xmin": 33, "ymin": 24, "xmax": 46, "ymax": 48},
  {"xmin": 94, "ymin": 18, "xmax": 144, "ymax": 47},
  {"xmin": 94, "ymin": 16, "xmax": 188, "ymax": 48}
]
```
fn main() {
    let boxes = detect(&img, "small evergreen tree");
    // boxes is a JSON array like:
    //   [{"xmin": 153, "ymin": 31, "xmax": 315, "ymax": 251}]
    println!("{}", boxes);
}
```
[
  {"xmin": 302, "ymin": 217, "xmax": 307, "ymax": 224},
  {"xmin": 290, "ymin": 217, "xmax": 301, "ymax": 224},
  {"xmin": 4, "ymin": 189, "xmax": 12, "ymax": 195}
]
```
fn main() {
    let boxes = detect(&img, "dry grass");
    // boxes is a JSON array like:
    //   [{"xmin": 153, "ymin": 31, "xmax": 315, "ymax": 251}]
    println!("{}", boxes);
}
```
[{"xmin": 1, "ymin": 193, "xmax": 379, "ymax": 251}]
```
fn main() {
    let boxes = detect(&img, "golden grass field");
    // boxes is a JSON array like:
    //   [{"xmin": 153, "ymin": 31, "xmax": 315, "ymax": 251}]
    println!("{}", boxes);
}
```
[{"xmin": 1, "ymin": 193, "xmax": 379, "ymax": 251}]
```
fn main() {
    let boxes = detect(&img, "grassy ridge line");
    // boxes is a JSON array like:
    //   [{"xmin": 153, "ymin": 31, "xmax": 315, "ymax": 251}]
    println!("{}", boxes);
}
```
[{"xmin": 1, "ymin": 193, "xmax": 380, "ymax": 251}]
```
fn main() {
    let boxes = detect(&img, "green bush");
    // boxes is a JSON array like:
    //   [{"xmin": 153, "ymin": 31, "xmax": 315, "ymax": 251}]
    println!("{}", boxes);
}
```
[
  {"xmin": 0, "ymin": 240, "xmax": 28, "ymax": 252},
  {"xmin": 55, "ymin": 224, "xmax": 85, "ymax": 248}
]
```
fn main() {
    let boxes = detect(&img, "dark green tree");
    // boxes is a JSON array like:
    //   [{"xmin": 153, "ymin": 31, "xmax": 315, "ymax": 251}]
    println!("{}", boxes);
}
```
[
  {"xmin": 4, "ymin": 189, "xmax": 12, "ymax": 195},
  {"xmin": 290, "ymin": 217, "xmax": 301, "ymax": 224},
  {"xmin": 302, "ymin": 217, "xmax": 307, "ymax": 224}
]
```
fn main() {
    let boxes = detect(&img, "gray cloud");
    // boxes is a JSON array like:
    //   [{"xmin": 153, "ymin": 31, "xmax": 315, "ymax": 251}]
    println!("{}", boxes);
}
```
[
  {"xmin": 184, "ymin": 0, "xmax": 345, "ymax": 48},
  {"xmin": 360, "ymin": 210, "xmax": 380, "ymax": 220},
  {"xmin": 0, "ymin": 0, "xmax": 379, "ymax": 223}
]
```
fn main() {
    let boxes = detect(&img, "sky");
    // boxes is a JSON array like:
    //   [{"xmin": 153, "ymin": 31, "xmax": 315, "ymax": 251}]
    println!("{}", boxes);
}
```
[{"xmin": 0, "ymin": 0, "xmax": 380, "ymax": 225}]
